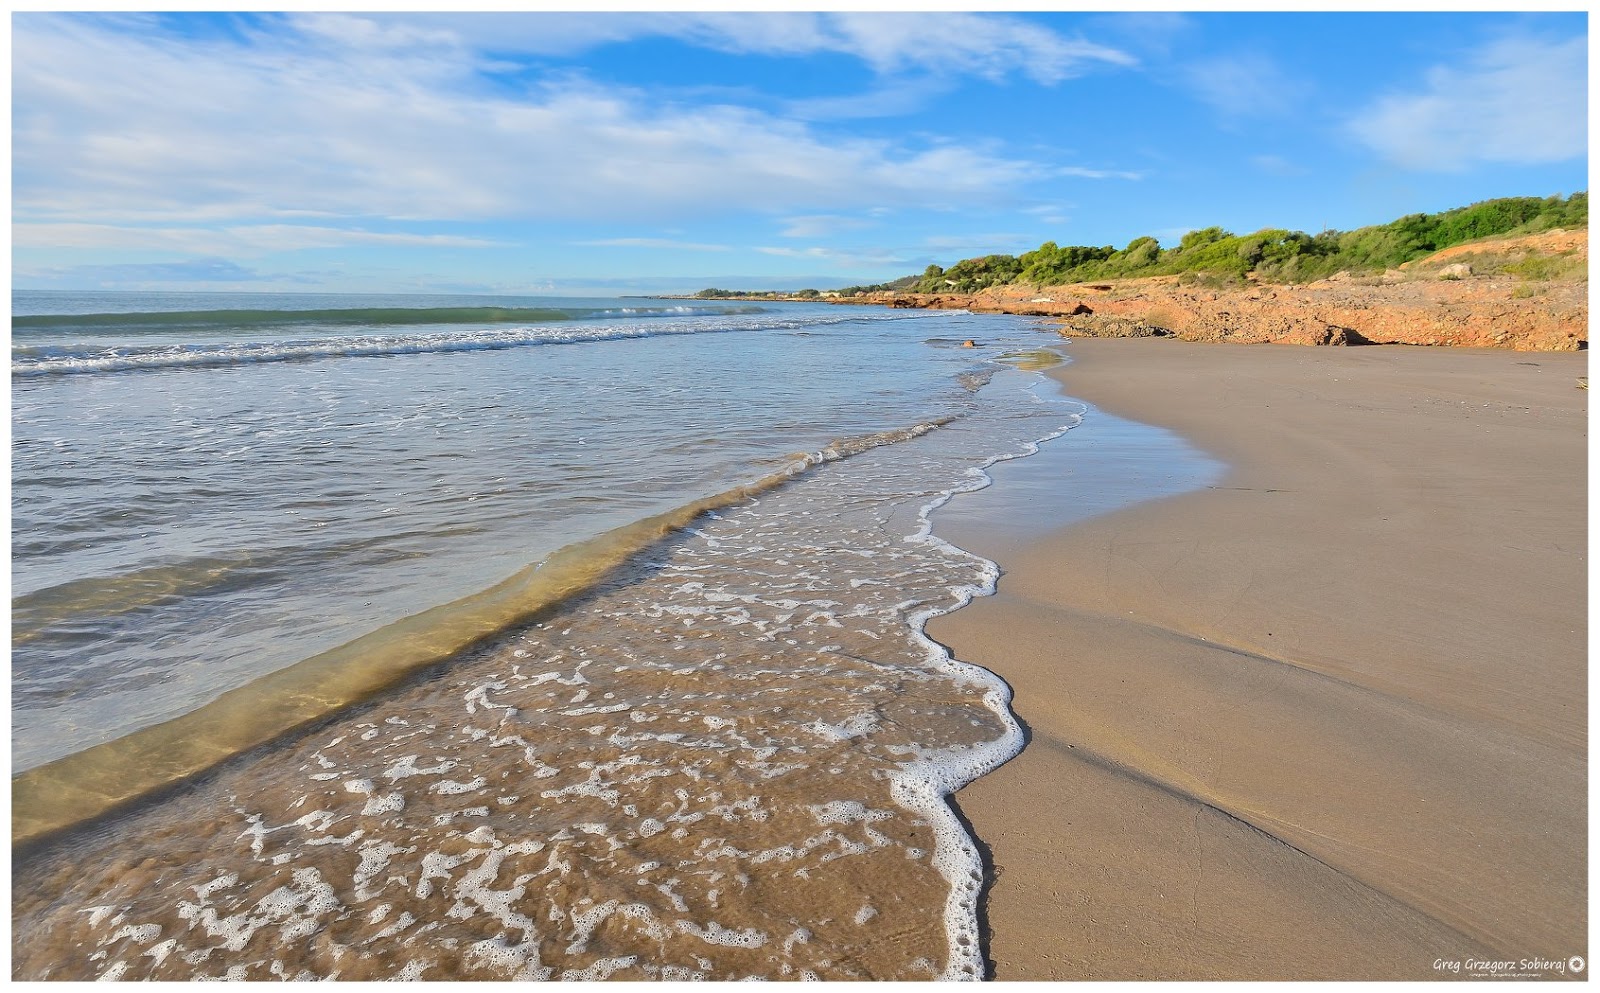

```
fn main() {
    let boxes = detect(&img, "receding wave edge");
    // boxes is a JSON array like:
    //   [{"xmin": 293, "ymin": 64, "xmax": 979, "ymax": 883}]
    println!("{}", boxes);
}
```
[{"xmin": 11, "ymin": 417, "xmax": 955, "ymax": 848}]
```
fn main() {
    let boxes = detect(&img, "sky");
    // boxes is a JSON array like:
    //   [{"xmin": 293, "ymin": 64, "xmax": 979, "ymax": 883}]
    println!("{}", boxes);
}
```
[{"xmin": 11, "ymin": 10, "xmax": 1590, "ymax": 296}]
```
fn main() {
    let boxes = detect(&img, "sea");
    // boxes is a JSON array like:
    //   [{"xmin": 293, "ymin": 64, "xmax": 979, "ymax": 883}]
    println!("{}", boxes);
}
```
[{"xmin": 11, "ymin": 290, "xmax": 1208, "ymax": 980}]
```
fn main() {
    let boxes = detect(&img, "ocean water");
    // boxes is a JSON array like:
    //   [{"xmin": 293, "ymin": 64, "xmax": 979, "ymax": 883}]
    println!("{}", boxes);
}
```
[{"xmin": 12, "ymin": 290, "xmax": 1085, "ymax": 980}]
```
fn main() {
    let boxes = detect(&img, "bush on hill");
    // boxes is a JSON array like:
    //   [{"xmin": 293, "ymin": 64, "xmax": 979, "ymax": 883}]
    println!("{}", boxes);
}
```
[
  {"xmin": 914, "ymin": 254, "xmax": 1027, "ymax": 293},
  {"xmin": 886, "ymin": 193, "xmax": 1587, "ymax": 292}
]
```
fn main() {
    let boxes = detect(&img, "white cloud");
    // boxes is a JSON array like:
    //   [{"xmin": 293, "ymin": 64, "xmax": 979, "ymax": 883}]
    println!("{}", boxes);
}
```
[
  {"xmin": 17, "ymin": 257, "xmax": 272, "ymax": 287},
  {"xmin": 1058, "ymin": 166, "xmax": 1144, "ymax": 181},
  {"xmin": 801, "ymin": 12, "xmax": 1135, "ymax": 84},
  {"xmin": 1349, "ymin": 35, "xmax": 1586, "ymax": 170},
  {"xmin": 778, "ymin": 215, "xmax": 875, "ymax": 238},
  {"xmin": 287, "ymin": 12, "xmax": 463, "ymax": 53},
  {"xmin": 323, "ymin": 12, "xmax": 1135, "ymax": 85},
  {"xmin": 13, "ymin": 222, "xmax": 507, "ymax": 254},
  {"xmin": 576, "ymin": 237, "xmax": 730, "ymax": 251},
  {"xmin": 1181, "ymin": 52, "xmax": 1307, "ymax": 119},
  {"xmin": 13, "ymin": 14, "xmax": 1048, "ymax": 227},
  {"xmin": 756, "ymin": 245, "xmax": 910, "ymax": 267},
  {"xmin": 1085, "ymin": 12, "xmax": 1195, "ymax": 60},
  {"xmin": 785, "ymin": 80, "xmax": 947, "ymax": 122},
  {"xmin": 1022, "ymin": 202, "xmax": 1075, "ymax": 226},
  {"xmin": 921, "ymin": 233, "xmax": 1031, "ymax": 252}
]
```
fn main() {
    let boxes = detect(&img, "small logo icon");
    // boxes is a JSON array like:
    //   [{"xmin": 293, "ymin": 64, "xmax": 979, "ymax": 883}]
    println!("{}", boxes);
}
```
[{"xmin": 1569, "ymin": 956, "xmax": 1586, "ymax": 973}]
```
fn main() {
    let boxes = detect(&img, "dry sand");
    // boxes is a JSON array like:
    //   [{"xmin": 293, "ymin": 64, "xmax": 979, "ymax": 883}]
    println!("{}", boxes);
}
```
[{"xmin": 930, "ymin": 338, "xmax": 1587, "ymax": 980}]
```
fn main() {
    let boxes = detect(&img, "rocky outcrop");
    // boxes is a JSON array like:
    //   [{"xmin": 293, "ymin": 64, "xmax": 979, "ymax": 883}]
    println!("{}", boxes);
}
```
[
  {"xmin": 1053, "ymin": 314, "xmax": 1172, "ymax": 339},
  {"xmin": 832, "ymin": 232, "xmax": 1588, "ymax": 351},
  {"xmin": 1050, "ymin": 276, "xmax": 1583, "ymax": 350}
]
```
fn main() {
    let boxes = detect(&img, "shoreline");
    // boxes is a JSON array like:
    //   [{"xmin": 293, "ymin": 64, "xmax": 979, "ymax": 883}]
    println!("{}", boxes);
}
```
[
  {"xmin": 9, "ymin": 415, "xmax": 975, "ymax": 849},
  {"xmin": 11, "ymin": 320, "xmax": 1084, "ymax": 981},
  {"xmin": 820, "ymin": 226, "xmax": 1588, "ymax": 354},
  {"xmin": 931, "ymin": 338, "xmax": 1587, "ymax": 979}
]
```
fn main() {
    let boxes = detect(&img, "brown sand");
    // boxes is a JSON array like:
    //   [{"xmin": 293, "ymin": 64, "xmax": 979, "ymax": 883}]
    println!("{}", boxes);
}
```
[{"xmin": 931, "ymin": 339, "xmax": 1587, "ymax": 980}]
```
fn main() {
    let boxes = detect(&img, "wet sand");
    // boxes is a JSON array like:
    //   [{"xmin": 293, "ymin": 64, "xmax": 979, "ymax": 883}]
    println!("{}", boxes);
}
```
[
  {"xmin": 12, "ymin": 380, "xmax": 1073, "ymax": 981},
  {"xmin": 931, "ymin": 339, "xmax": 1588, "ymax": 980}
]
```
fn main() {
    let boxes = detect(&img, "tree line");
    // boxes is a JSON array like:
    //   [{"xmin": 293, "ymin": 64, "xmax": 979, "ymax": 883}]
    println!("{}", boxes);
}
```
[{"xmin": 911, "ymin": 193, "xmax": 1588, "ymax": 293}]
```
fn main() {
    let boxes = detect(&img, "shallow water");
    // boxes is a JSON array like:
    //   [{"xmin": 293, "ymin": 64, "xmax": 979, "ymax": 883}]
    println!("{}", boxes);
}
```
[
  {"xmin": 13, "ymin": 292, "xmax": 1106, "ymax": 979},
  {"xmin": 13, "ymin": 368, "xmax": 1080, "ymax": 980},
  {"xmin": 935, "ymin": 404, "xmax": 1226, "ymax": 545},
  {"xmin": 13, "ymin": 293, "xmax": 1043, "ymax": 774}
]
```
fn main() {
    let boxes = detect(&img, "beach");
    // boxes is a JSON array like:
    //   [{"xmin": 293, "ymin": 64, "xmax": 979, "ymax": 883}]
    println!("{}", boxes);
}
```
[
  {"xmin": 933, "ymin": 338, "xmax": 1588, "ymax": 979},
  {"xmin": 11, "ymin": 8, "xmax": 1591, "ymax": 983},
  {"xmin": 10, "ymin": 299, "xmax": 1588, "ymax": 980}
]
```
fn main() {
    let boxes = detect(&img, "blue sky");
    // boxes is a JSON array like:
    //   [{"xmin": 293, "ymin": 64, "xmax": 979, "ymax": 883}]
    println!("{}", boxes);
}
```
[{"xmin": 11, "ymin": 11, "xmax": 1589, "ymax": 296}]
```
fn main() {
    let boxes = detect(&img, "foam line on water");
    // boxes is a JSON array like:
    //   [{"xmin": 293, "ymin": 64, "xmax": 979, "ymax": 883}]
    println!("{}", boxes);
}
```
[
  {"xmin": 12, "ymin": 310, "xmax": 942, "ymax": 378},
  {"xmin": 10, "ymin": 416, "xmax": 959, "ymax": 848},
  {"xmin": 10, "ymin": 303, "xmax": 772, "ymax": 332},
  {"xmin": 889, "ymin": 377, "xmax": 1085, "ymax": 980}
]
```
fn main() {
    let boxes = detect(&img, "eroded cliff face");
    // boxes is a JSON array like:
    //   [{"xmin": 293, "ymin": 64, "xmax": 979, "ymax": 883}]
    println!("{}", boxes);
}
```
[{"xmin": 849, "ymin": 231, "xmax": 1588, "ymax": 352}]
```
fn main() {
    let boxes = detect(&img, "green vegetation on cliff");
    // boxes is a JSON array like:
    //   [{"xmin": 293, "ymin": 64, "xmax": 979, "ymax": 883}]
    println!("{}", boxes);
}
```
[{"xmin": 910, "ymin": 193, "xmax": 1587, "ymax": 292}]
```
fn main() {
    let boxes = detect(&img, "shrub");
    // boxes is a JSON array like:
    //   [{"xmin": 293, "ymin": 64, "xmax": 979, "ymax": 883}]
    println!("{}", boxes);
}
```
[{"xmin": 876, "ymin": 192, "xmax": 1586, "ymax": 294}]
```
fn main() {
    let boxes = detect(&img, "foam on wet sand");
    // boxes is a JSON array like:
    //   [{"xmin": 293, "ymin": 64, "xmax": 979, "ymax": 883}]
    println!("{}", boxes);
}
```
[{"xmin": 11, "ymin": 365, "xmax": 1081, "ymax": 981}]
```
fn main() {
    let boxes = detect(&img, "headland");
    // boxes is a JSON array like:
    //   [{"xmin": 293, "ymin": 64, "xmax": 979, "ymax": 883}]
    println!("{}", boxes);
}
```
[{"xmin": 846, "ymin": 228, "xmax": 1589, "ymax": 352}]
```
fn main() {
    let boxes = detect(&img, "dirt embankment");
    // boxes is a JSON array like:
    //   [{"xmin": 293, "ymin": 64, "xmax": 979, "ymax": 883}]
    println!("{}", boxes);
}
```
[{"xmin": 838, "ymin": 230, "xmax": 1588, "ymax": 351}]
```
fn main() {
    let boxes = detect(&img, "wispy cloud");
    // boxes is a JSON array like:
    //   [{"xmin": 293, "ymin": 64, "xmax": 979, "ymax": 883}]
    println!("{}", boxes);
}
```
[
  {"xmin": 13, "ymin": 14, "xmax": 1049, "ymax": 227},
  {"xmin": 1023, "ymin": 203, "xmax": 1076, "ymax": 227},
  {"xmin": 1058, "ymin": 166, "xmax": 1145, "ymax": 181},
  {"xmin": 921, "ymin": 233, "xmax": 1032, "ymax": 252},
  {"xmin": 576, "ymin": 237, "xmax": 731, "ymax": 251},
  {"xmin": 805, "ymin": 12, "xmax": 1136, "ymax": 84},
  {"xmin": 778, "ymin": 215, "xmax": 876, "ymax": 239},
  {"xmin": 1348, "ymin": 35, "xmax": 1586, "ymax": 170},
  {"xmin": 1181, "ymin": 52, "xmax": 1308, "ymax": 119},
  {"xmin": 756, "ymin": 245, "xmax": 911, "ymax": 267},
  {"xmin": 325, "ymin": 12, "xmax": 1136, "ymax": 85},
  {"xmin": 785, "ymin": 80, "xmax": 948, "ymax": 122},
  {"xmin": 1084, "ymin": 12, "xmax": 1195, "ymax": 60},
  {"xmin": 20, "ymin": 257, "xmax": 271, "ymax": 286},
  {"xmin": 533, "ymin": 273, "xmax": 857, "ymax": 294},
  {"xmin": 287, "ymin": 12, "xmax": 462, "ymax": 53},
  {"xmin": 13, "ymin": 223, "xmax": 508, "ymax": 254}
]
